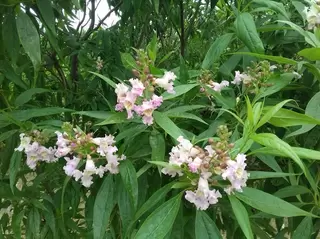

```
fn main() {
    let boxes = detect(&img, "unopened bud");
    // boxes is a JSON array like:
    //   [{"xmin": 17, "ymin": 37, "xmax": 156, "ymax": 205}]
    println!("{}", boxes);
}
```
[
  {"xmin": 132, "ymin": 69, "xmax": 140, "ymax": 77},
  {"xmin": 208, "ymin": 138, "xmax": 214, "ymax": 144}
]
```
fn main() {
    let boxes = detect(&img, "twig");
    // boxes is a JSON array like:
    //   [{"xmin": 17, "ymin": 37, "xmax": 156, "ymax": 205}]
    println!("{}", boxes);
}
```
[{"xmin": 76, "ymin": 0, "xmax": 87, "ymax": 32}]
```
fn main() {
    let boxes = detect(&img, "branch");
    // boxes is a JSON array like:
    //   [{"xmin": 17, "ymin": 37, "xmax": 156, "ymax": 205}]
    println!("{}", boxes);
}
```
[
  {"xmin": 82, "ymin": 1, "xmax": 123, "ymax": 41},
  {"xmin": 76, "ymin": 0, "xmax": 87, "ymax": 32},
  {"xmin": 82, "ymin": 0, "xmax": 96, "ymax": 40}
]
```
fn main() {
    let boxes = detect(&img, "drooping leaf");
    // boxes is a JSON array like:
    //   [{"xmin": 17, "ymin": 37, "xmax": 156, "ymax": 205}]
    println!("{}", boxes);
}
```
[
  {"xmin": 202, "ymin": 33, "xmax": 234, "ymax": 69},
  {"xmin": 149, "ymin": 129, "xmax": 165, "ymax": 161},
  {"xmin": 231, "ymin": 52, "xmax": 297, "ymax": 64},
  {"xmin": 15, "ymin": 88, "xmax": 51, "ymax": 107},
  {"xmin": 2, "ymin": 12, "xmax": 20, "ymax": 64},
  {"xmin": 234, "ymin": 13, "xmax": 264, "ymax": 53},
  {"xmin": 166, "ymin": 112, "xmax": 208, "ymax": 125},
  {"xmin": 292, "ymin": 217, "xmax": 313, "ymax": 239},
  {"xmin": 119, "ymin": 160, "xmax": 139, "ymax": 210},
  {"xmin": 274, "ymin": 185, "xmax": 311, "ymax": 199},
  {"xmin": 253, "ymin": 0, "xmax": 289, "ymax": 20},
  {"xmin": 93, "ymin": 175, "xmax": 115, "ymax": 239},
  {"xmin": 153, "ymin": 111, "xmax": 186, "ymax": 140},
  {"xmin": 95, "ymin": 112, "xmax": 127, "ymax": 125},
  {"xmin": 195, "ymin": 210, "xmax": 222, "ymax": 239},
  {"xmin": 12, "ymin": 209, "xmax": 24, "ymax": 238},
  {"xmin": 229, "ymin": 196, "xmax": 254, "ymax": 239},
  {"xmin": 134, "ymin": 193, "xmax": 182, "ymax": 239},
  {"xmin": 286, "ymin": 91, "xmax": 320, "ymax": 138},
  {"xmin": 248, "ymin": 171, "xmax": 295, "ymax": 179},
  {"xmin": 36, "ymin": 0, "xmax": 56, "ymax": 35},
  {"xmin": 298, "ymin": 48, "xmax": 320, "ymax": 61},
  {"xmin": 16, "ymin": 11, "xmax": 41, "ymax": 70},
  {"xmin": 235, "ymin": 187, "xmax": 315, "ymax": 217},
  {"xmin": 90, "ymin": 71, "xmax": 117, "ymax": 88},
  {"xmin": 9, "ymin": 151, "xmax": 22, "ymax": 193},
  {"xmin": 162, "ymin": 84, "xmax": 198, "ymax": 100}
]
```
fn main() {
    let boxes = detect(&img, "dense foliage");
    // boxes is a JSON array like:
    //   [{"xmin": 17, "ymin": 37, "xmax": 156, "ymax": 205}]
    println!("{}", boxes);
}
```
[{"xmin": 0, "ymin": 0, "xmax": 320, "ymax": 238}]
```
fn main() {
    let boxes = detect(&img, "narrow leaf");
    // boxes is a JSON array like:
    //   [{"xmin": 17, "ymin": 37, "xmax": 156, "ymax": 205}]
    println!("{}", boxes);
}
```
[{"xmin": 195, "ymin": 210, "xmax": 222, "ymax": 239}]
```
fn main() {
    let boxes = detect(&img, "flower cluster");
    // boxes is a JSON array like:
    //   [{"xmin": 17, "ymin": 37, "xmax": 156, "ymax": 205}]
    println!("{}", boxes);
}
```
[
  {"xmin": 55, "ymin": 127, "xmax": 126, "ymax": 187},
  {"xmin": 162, "ymin": 125, "xmax": 249, "ymax": 210},
  {"xmin": 115, "ymin": 52, "xmax": 176, "ymax": 125},
  {"xmin": 96, "ymin": 56, "xmax": 104, "ymax": 71},
  {"xmin": 15, "ymin": 131, "xmax": 58, "ymax": 170},
  {"xmin": 16, "ymin": 124, "xmax": 126, "ymax": 188},
  {"xmin": 230, "ymin": 61, "xmax": 302, "ymax": 94},
  {"xmin": 304, "ymin": 0, "xmax": 320, "ymax": 30}
]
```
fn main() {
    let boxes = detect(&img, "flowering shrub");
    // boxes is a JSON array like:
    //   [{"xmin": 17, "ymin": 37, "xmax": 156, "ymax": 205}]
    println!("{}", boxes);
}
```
[{"xmin": 2, "ymin": 1, "xmax": 320, "ymax": 238}]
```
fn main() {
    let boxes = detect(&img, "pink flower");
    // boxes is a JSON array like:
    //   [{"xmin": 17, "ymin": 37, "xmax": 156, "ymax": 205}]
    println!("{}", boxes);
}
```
[
  {"xmin": 141, "ymin": 100, "xmax": 155, "ymax": 117},
  {"xmin": 129, "ymin": 79, "xmax": 145, "ymax": 96},
  {"xmin": 188, "ymin": 157, "xmax": 202, "ymax": 173},
  {"xmin": 151, "ymin": 94, "xmax": 163, "ymax": 108},
  {"xmin": 142, "ymin": 115, "xmax": 154, "ymax": 125}
]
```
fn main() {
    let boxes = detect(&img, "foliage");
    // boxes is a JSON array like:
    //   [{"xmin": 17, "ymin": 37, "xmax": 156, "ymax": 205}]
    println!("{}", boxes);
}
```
[{"xmin": 0, "ymin": 0, "xmax": 320, "ymax": 238}]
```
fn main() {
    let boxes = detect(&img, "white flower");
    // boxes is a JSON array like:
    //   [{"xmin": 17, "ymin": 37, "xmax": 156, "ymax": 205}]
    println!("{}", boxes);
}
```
[
  {"xmin": 81, "ymin": 171, "xmax": 93, "ymax": 188},
  {"xmin": 92, "ymin": 135, "xmax": 117, "ymax": 157},
  {"xmin": 231, "ymin": 71, "xmax": 243, "ymax": 85},
  {"xmin": 115, "ymin": 83, "xmax": 129, "ymax": 101},
  {"xmin": 73, "ymin": 170, "xmax": 83, "ymax": 181},
  {"xmin": 209, "ymin": 80, "xmax": 229, "ymax": 93},
  {"xmin": 188, "ymin": 157, "xmax": 202, "ymax": 173},
  {"xmin": 155, "ymin": 71, "xmax": 176, "ymax": 94},
  {"xmin": 96, "ymin": 166, "xmax": 106, "ymax": 178},
  {"xmin": 293, "ymin": 71, "xmax": 302, "ymax": 79},
  {"xmin": 304, "ymin": 3, "xmax": 320, "ymax": 30},
  {"xmin": 85, "ymin": 159, "xmax": 96, "ymax": 174},
  {"xmin": 15, "ymin": 133, "xmax": 31, "ymax": 151},
  {"xmin": 105, "ymin": 154, "xmax": 120, "ymax": 174},
  {"xmin": 63, "ymin": 156, "xmax": 80, "ymax": 176},
  {"xmin": 269, "ymin": 65, "xmax": 277, "ymax": 71},
  {"xmin": 185, "ymin": 177, "xmax": 222, "ymax": 210},
  {"xmin": 222, "ymin": 153, "xmax": 249, "ymax": 194}
]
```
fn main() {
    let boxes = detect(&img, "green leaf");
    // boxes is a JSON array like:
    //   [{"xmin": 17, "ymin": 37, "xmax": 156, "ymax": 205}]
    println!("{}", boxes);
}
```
[
  {"xmin": 204, "ymin": 85, "xmax": 235, "ymax": 109},
  {"xmin": 153, "ymin": 111, "xmax": 186, "ymax": 140},
  {"xmin": 134, "ymin": 193, "xmax": 182, "ymax": 239},
  {"xmin": 179, "ymin": 56, "xmax": 189, "ymax": 84},
  {"xmin": 118, "ymin": 177, "xmax": 134, "ymax": 235},
  {"xmin": 292, "ymin": 217, "xmax": 313, "ymax": 239},
  {"xmin": 162, "ymin": 84, "xmax": 198, "ymax": 100},
  {"xmin": 2, "ymin": 12, "xmax": 20, "ymax": 64},
  {"xmin": 28, "ymin": 207, "xmax": 41, "ymax": 237},
  {"xmin": 90, "ymin": 71, "xmax": 116, "ymax": 88},
  {"xmin": 164, "ymin": 105, "xmax": 206, "ymax": 114},
  {"xmin": 15, "ymin": 88, "xmax": 51, "ymax": 107},
  {"xmin": 166, "ymin": 112, "xmax": 208, "ymax": 125},
  {"xmin": 286, "ymin": 91, "xmax": 320, "ymax": 138},
  {"xmin": 235, "ymin": 187, "xmax": 315, "ymax": 217},
  {"xmin": 231, "ymin": 52, "xmax": 297, "ymax": 65},
  {"xmin": 149, "ymin": 129, "xmax": 165, "ymax": 161},
  {"xmin": 292, "ymin": 1, "xmax": 307, "ymax": 22},
  {"xmin": 121, "ymin": 53, "xmax": 138, "ymax": 70},
  {"xmin": 298, "ymin": 48, "xmax": 320, "ymax": 61},
  {"xmin": 256, "ymin": 99, "xmax": 292, "ymax": 129},
  {"xmin": 9, "ymin": 151, "xmax": 22, "ymax": 193},
  {"xmin": 267, "ymin": 108, "xmax": 320, "ymax": 127},
  {"xmin": 202, "ymin": 33, "xmax": 234, "ymax": 69},
  {"xmin": 274, "ymin": 185, "xmax": 311, "ymax": 199},
  {"xmin": 278, "ymin": 20, "xmax": 320, "ymax": 47},
  {"xmin": 147, "ymin": 34, "xmax": 157, "ymax": 63},
  {"xmin": 250, "ymin": 133, "xmax": 305, "ymax": 172},
  {"xmin": 248, "ymin": 171, "xmax": 294, "ymax": 179},
  {"xmin": 251, "ymin": 146, "xmax": 320, "ymax": 161},
  {"xmin": 116, "ymin": 124, "xmax": 147, "ymax": 141},
  {"xmin": 119, "ymin": 160, "xmax": 139, "ymax": 210},
  {"xmin": 12, "ymin": 209, "xmax": 24, "ymax": 239},
  {"xmin": 229, "ymin": 195, "xmax": 254, "ymax": 239},
  {"xmin": 0, "ymin": 130, "xmax": 17, "ymax": 143},
  {"xmin": 234, "ymin": 13, "xmax": 264, "ymax": 53},
  {"xmin": 135, "ymin": 182, "xmax": 174, "ymax": 222},
  {"xmin": 253, "ymin": 0, "xmax": 289, "ymax": 20},
  {"xmin": 95, "ymin": 112, "xmax": 127, "ymax": 125},
  {"xmin": 73, "ymin": 111, "xmax": 112, "ymax": 119},
  {"xmin": 251, "ymin": 144, "xmax": 282, "ymax": 172},
  {"xmin": 16, "ymin": 11, "xmax": 41, "ymax": 70},
  {"xmin": 36, "ymin": 0, "xmax": 56, "ymax": 35},
  {"xmin": 93, "ymin": 175, "xmax": 115, "ymax": 239},
  {"xmin": 254, "ymin": 73, "xmax": 294, "ymax": 101},
  {"xmin": 195, "ymin": 210, "xmax": 222, "ymax": 239}
]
